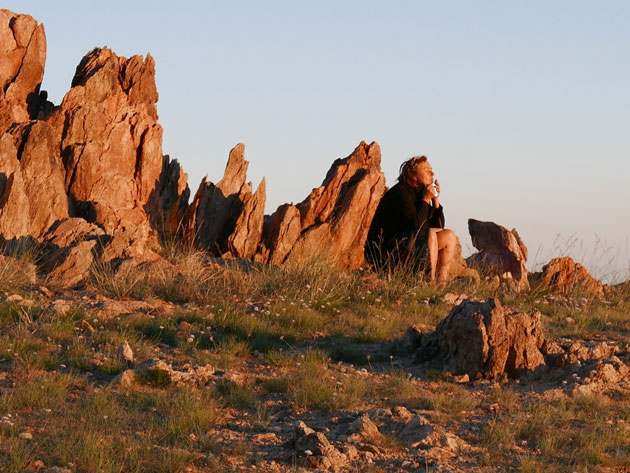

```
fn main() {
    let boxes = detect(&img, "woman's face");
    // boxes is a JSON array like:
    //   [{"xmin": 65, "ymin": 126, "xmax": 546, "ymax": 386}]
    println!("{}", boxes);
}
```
[{"xmin": 413, "ymin": 161, "xmax": 434, "ymax": 187}]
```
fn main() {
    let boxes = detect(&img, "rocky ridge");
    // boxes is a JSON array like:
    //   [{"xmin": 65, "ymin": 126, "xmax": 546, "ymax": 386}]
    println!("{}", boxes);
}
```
[{"xmin": 0, "ymin": 9, "xmax": 610, "ymax": 299}]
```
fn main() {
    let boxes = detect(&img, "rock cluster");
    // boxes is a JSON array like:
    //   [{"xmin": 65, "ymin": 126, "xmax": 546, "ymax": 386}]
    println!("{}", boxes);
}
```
[
  {"xmin": 0, "ymin": 10, "xmax": 395, "ymax": 286},
  {"xmin": 542, "ymin": 338, "xmax": 629, "ymax": 395},
  {"xmin": 413, "ymin": 298, "xmax": 546, "ymax": 379},
  {"xmin": 291, "ymin": 409, "xmax": 472, "ymax": 472},
  {"xmin": 466, "ymin": 219, "xmax": 529, "ymax": 291},
  {"xmin": 184, "ymin": 140, "xmax": 386, "ymax": 269}
]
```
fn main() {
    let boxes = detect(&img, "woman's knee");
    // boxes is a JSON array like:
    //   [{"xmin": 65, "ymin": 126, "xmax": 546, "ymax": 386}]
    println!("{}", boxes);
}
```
[{"xmin": 437, "ymin": 228, "xmax": 458, "ymax": 248}]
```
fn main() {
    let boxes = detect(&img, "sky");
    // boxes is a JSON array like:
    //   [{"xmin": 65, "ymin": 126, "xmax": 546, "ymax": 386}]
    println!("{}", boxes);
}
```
[{"xmin": 5, "ymin": 1, "xmax": 630, "ymax": 281}]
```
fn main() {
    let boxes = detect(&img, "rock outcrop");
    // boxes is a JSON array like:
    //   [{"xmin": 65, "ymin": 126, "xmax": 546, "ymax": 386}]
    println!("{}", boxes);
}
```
[
  {"xmin": 0, "ymin": 12, "xmax": 189, "ymax": 286},
  {"xmin": 414, "ymin": 299, "xmax": 546, "ymax": 379},
  {"xmin": 536, "ymin": 256, "xmax": 605, "ymax": 299},
  {"xmin": 466, "ymin": 219, "xmax": 529, "ymax": 291},
  {"xmin": 52, "ymin": 46, "xmax": 167, "ymax": 233},
  {"xmin": 263, "ymin": 141, "xmax": 386, "ymax": 269}
]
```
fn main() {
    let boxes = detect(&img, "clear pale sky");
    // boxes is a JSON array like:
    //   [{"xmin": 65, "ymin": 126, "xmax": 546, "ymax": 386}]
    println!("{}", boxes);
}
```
[{"xmin": 6, "ymin": 1, "xmax": 630, "ymax": 281}]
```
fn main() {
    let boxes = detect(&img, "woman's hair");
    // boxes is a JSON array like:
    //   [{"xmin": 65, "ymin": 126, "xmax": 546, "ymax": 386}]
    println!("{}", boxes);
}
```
[{"xmin": 398, "ymin": 155, "xmax": 428, "ymax": 184}]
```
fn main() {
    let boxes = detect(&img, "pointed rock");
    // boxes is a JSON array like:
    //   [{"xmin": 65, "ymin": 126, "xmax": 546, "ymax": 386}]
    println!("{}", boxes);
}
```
[
  {"xmin": 0, "ymin": 121, "xmax": 68, "ymax": 240},
  {"xmin": 146, "ymin": 154, "xmax": 190, "ymax": 237},
  {"xmin": 226, "ymin": 178, "xmax": 266, "ymax": 259},
  {"xmin": 185, "ymin": 143, "xmax": 254, "ymax": 255},
  {"xmin": 285, "ymin": 141, "xmax": 386, "ymax": 268},
  {"xmin": 118, "ymin": 341, "xmax": 134, "ymax": 363}
]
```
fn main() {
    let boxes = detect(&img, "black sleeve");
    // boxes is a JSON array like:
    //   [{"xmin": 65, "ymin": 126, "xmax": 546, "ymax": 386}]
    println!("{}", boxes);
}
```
[
  {"xmin": 416, "ymin": 199, "xmax": 445, "ymax": 229},
  {"xmin": 429, "ymin": 205, "xmax": 445, "ymax": 229}
]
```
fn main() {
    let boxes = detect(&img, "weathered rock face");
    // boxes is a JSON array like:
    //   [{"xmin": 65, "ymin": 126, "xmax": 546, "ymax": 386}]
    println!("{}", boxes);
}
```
[
  {"xmin": 431, "ymin": 298, "xmax": 545, "ymax": 379},
  {"xmin": 537, "ymin": 256, "xmax": 604, "ymax": 299},
  {"xmin": 448, "ymin": 241, "xmax": 480, "ymax": 285},
  {"xmin": 274, "ymin": 141, "xmax": 386, "ymax": 269},
  {"xmin": 262, "ymin": 203, "xmax": 301, "ymax": 265},
  {"xmin": 50, "ymin": 47, "xmax": 164, "ymax": 232},
  {"xmin": 466, "ymin": 219, "xmax": 529, "ymax": 291},
  {"xmin": 0, "ymin": 121, "xmax": 69, "ymax": 240},
  {"xmin": 146, "ymin": 154, "xmax": 190, "ymax": 237},
  {"xmin": 0, "ymin": 9, "xmax": 46, "ymax": 131}
]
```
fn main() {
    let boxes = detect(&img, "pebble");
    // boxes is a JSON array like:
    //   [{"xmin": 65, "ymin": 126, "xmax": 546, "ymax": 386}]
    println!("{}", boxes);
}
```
[{"xmin": 18, "ymin": 431, "xmax": 33, "ymax": 440}]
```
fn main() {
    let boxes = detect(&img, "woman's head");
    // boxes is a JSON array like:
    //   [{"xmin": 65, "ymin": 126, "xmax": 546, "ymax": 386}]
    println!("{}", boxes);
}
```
[{"xmin": 398, "ymin": 156, "xmax": 434, "ymax": 188}]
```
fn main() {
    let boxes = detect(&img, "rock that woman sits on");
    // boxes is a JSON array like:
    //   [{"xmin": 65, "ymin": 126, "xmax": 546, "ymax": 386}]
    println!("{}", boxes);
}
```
[{"xmin": 365, "ymin": 155, "xmax": 459, "ymax": 284}]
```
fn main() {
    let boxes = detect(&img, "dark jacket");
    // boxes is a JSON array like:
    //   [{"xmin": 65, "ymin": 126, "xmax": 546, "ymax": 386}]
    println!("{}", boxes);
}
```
[{"xmin": 365, "ymin": 181, "xmax": 444, "ymax": 264}]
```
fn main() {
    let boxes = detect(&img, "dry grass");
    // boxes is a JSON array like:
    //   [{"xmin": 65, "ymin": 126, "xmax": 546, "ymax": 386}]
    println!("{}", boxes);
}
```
[{"xmin": 0, "ymin": 239, "xmax": 628, "ymax": 472}]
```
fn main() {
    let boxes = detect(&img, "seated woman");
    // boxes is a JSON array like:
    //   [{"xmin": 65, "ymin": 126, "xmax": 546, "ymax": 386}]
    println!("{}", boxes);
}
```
[{"xmin": 365, "ymin": 155, "xmax": 459, "ymax": 284}]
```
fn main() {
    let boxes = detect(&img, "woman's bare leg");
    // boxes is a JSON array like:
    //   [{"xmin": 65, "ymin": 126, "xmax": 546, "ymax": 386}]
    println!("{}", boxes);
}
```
[
  {"xmin": 427, "ymin": 228, "xmax": 439, "ymax": 282},
  {"xmin": 436, "ymin": 229, "xmax": 458, "ymax": 283}
]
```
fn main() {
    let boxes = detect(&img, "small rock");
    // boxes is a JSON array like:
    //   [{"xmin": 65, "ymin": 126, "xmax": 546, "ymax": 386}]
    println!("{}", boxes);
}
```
[
  {"xmin": 392, "ymin": 406, "xmax": 414, "ymax": 422},
  {"xmin": 112, "ymin": 370, "xmax": 136, "ymax": 387},
  {"xmin": 347, "ymin": 413, "xmax": 383, "ymax": 443},
  {"xmin": 118, "ymin": 341, "xmax": 134, "ymax": 363},
  {"xmin": 18, "ymin": 431, "xmax": 33, "ymax": 440},
  {"xmin": 6, "ymin": 294, "xmax": 23, "ymax": 302},
  {"xmin": 45, "ymin": 467, "xmax": 72, "ymax": 473}
]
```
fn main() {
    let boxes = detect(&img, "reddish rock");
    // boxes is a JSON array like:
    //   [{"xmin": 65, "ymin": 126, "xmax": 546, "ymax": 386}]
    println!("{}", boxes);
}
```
[
  {"xmin": 262, "ymin": 203, "xmax": 302, "ymax": 265},
  {"xmin": 467, "ymin": 219, "xmax": 529, "ymax": 291},
  {"xmin": 0, "ymin": 121, "xmax": 68, "ymax": 240},
  {"xmin": 44, "ymin": 218, "xmax": 104, "ymax": 249},
  {"xmin": 185, "ymin": 143, "xmax": 254, "ymax": 255},
  {"xmin": 50, "ymin": 47, "xmax": 164, "ymax": 233},
  {"xmin": 99, "ymin": 224, "xmax": 161, "ymax": 265},
  {"xmin": 0, "ymin": 10, "xmax": 46, "ymax": 131},
  {"xmin": 538, "ymin": 256, "xmax": 604, "ymax": 299},
  {"xmin": 46, "ymin": 240, "xmax": 97, "ymax": 288},
  {"xmin": 284, "ymin": 141, "xmax": 386, "ymax": 268},
  {"xmin": 1, "ymin": 11, "xmax": 395, "ymax": 283},
  {"xmin": 435, "ymin": 298, "xmax": 545, "ymax": 379},
  {"xmin": 146, "ymin": 154, "xmax": 190, "ymax": 237},
  {"xmin": 448, "ymin": 241, "xmax": 480, "ymax": 284},
  {"xmin": 226, "ymin": 178, "xmax": 266, "ymax": 259}
]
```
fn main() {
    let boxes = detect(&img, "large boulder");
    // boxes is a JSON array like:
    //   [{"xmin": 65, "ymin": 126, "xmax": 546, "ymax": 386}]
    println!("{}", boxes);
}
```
[
  {"xmin": 429, "ymin": 298, "xmax": 545, "ymax": 379},
  {"xmin": 466, "ymin": 219, "xmax": 529, "ymax": 291},
  {"xmin": 536, "ymin": 256, "xmax": 604, "ymax": 299}
]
